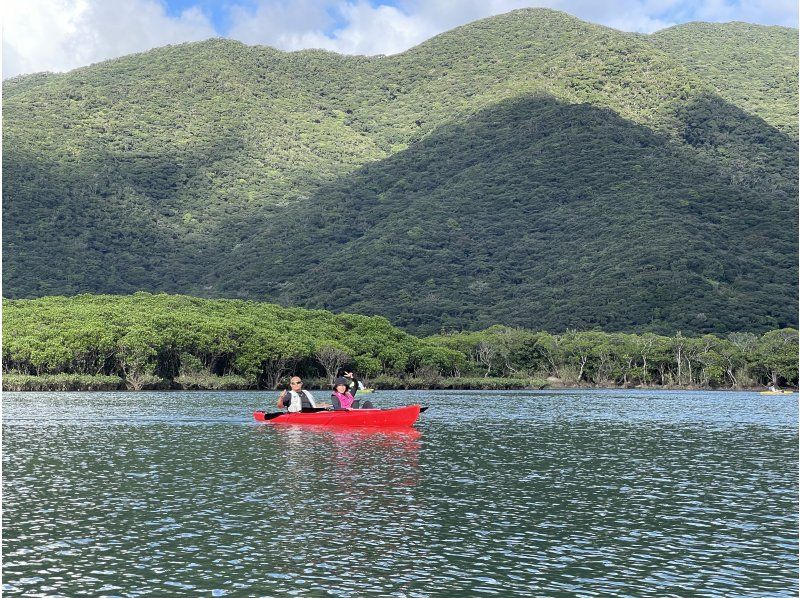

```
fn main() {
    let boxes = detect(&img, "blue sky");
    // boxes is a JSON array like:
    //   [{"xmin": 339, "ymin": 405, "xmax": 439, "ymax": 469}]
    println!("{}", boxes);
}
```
[
  {"xmin": 161, "ymin": 0, "xmax": 402, "ymax": 34},
  {"xmin": 162, "ymin": 0, "xmax": 251, "ymax": 33},
  {"xmin": 4, "ymin": 0, "xmax": 798, "ymax": 78},
  {"xmin": 160, "ymin": 0, "xmax": 799, "ymax": 35}
]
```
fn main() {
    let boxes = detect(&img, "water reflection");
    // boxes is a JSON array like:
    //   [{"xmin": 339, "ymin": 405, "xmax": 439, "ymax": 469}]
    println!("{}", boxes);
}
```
[
  {"xmin": 266, "ymin": 426, "xmax": 421, "ymax": 516},
  {"xmin": 2, "ymin": 391, "xmax": 797, "ymax": 596}
]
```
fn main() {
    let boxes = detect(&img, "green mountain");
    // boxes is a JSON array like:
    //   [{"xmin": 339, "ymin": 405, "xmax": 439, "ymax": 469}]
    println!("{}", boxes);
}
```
[
  {"xmin": 3, "ymin": 9, "xmax": 797, "ymax": 335},
  {"xmin": 649, "ymin": 21, "xmax": 798, "ymax": 137}
]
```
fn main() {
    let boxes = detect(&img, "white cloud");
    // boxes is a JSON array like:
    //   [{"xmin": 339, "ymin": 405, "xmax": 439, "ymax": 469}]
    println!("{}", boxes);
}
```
[
  {"xmin": 226, "ymin": 0, "xmax": 438, "ymax": 55},
  {"xmin": 224, "ymin": 0, "xmax": 332, "ymax": 47},
  {"xmin": 312, "ymin": 2, "xmax": 437, "ymax": 55},
  {"xmin": 3, "ymin": 0, "xmax": 797, "ymax": 78},
  {"xmin": 2, "ymin": 0, "xmax": 216, "ymax": 78},
  {"xmin": 547, "ymin": 0, "xmax": 678, "ymax": 32},
  {"xmin": 224, "ymin": 0, "xmax": 796, "ymax": 58},
  {"xmin": 691, "ymin": 0, "xmax": 798, "ymax": 26}
]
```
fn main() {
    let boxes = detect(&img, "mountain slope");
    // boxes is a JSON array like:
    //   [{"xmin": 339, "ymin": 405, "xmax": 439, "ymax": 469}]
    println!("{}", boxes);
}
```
[
  {"xmin": 3, "ymin": 9, "xmax": 797, "ymax": 334},
  {"xmin": 233, "ymin": 96, "xmax": 797, "ymax": 334},
  {"xmin": 648, "ymin": 21, "xmax": 798, "ymax": 137}
]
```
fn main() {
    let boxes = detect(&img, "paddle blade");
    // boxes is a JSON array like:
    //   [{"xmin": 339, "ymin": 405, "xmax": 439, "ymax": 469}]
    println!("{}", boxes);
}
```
[{"xmin": 254, "ymin": 411, "xmax": 285, "ymax": 421}]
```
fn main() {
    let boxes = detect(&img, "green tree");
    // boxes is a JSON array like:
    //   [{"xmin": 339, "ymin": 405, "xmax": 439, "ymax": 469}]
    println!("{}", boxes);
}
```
[{"xmin": 756, "ymin": 329, "xmax": 799, "ymax": 386}]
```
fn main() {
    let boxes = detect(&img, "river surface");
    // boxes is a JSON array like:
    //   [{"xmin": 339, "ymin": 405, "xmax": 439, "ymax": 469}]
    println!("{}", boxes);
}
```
[{"xmin": 3, "ymin": 390, "xmax": 798, "ymax": 596}]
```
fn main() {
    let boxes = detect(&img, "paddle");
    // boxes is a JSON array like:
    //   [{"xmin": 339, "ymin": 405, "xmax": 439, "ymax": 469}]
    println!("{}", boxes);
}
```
[
  {"xmin": 257, "ymin": 411, "xmax": 286, "ymax": 421},
  {"xmin": 261, "ymin": 407, "xmax": 328, "ymax": 421}
]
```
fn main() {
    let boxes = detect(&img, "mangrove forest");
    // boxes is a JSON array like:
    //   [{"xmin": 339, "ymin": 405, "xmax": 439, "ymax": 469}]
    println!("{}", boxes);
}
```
[{"xmin": 3, "ymin": 293, "xmax": 797, "ymax": 391}]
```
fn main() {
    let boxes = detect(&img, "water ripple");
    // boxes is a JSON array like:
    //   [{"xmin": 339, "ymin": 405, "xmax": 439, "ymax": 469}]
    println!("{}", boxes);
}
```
[{"xmin": 3, "ymin": 390, "xmax": 797, "ymax": 595}]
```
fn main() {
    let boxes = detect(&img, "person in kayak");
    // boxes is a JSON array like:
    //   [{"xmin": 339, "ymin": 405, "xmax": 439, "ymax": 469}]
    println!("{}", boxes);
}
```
[
  {"xmin": 336, "ymin": 369, "xmax": 359, "ymax": 394},
  {"xmin": 278, "ymin": 377, "xmax": 329, "ymax": 412},
  {"xmin": 331, "ymin": 375, "xmax": 374, "ymax": 410}
]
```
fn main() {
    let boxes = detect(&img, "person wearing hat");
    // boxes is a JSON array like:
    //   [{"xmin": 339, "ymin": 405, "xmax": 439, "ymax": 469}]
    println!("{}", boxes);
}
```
[{"xmin": 331, "ymin": 371, "xmax": 374, "ymax": 410}]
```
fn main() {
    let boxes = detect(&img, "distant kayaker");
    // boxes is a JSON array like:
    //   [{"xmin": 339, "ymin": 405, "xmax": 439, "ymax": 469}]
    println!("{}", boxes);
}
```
[
  {"xmin": 278, "ymin": 377, "xmax": 330, "ymax": 412},
  {"xmin": 331, "ymin": 374, "xmax": 374, "ymax": 410}
]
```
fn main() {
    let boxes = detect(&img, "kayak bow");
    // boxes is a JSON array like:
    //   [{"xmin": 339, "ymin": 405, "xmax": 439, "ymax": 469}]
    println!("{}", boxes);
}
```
[{"xmin": 254, "ymin": 404, "xmax": 423, "ymax": 428}]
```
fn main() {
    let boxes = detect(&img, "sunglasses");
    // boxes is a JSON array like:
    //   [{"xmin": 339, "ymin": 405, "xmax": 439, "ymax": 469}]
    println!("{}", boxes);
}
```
[{"xmin": 290, "ymin": 381, "xmax": 303, "ymax": 385}]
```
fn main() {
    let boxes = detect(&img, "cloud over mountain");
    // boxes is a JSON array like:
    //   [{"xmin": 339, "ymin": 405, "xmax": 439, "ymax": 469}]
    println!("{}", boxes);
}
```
[{"xmin": 3, "ymin": 0, "xmax": 797, "ymax": 78}]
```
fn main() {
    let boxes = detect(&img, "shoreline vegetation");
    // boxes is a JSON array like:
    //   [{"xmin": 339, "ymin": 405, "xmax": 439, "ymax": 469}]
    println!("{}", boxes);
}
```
[
  {"xmin": 3, "ymin": 373, "xmax": 794, "ymax": 393},
  {"xmin": 3, "ymin": 293, "xmax": 797, "ymax": 393}
]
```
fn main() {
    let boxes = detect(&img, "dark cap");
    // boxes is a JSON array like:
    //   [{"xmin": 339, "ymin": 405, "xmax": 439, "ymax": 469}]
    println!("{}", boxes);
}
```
[{"xmin": 333, "ymin": 377, "xmax": 350, "ymax": 388}]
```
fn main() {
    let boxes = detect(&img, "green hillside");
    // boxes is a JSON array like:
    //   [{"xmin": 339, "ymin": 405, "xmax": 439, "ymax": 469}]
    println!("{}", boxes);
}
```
[
  {"xmin": 3, "ymin": 9, "xmax": 797, "ymax": 335},
  {"xmin": 649, "ymin": 21, "xmax": 799, "ymax": 136},
  {"xmin": 242, "ymin": 95, "xmax": 797, "ymax": 334}
]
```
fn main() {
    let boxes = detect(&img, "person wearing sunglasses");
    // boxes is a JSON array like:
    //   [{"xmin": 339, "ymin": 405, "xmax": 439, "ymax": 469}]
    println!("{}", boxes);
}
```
[{"xmin": 277, "ymin": 376, "xmax": 330, "ymax": 412}]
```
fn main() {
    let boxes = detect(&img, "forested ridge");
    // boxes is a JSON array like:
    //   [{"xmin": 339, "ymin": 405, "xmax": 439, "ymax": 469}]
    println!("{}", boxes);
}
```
[{"xmin": 3, "ymin": 9, "xmax": 797, "ymax": 335}]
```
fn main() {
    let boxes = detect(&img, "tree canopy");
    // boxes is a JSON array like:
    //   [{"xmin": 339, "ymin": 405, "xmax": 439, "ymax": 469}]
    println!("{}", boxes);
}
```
[
  {"xmin": 3, "ymin": 9, "xmax": 797, "ymax": 335},
  {"xmin": 3, "ymin": 294, "xmax": 797, "ymax": 390}
]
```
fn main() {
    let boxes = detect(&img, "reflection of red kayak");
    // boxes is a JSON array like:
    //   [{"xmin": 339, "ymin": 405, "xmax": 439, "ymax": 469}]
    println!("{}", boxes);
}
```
[{"xmin": 254, "ymin": 405, "xmax": 422, "ymax": 428}]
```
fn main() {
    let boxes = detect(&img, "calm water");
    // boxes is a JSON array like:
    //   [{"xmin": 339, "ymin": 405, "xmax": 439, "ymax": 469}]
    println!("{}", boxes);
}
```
[{"xmin": 3, "ymin": 390, "xmax": 798, "ymax": 596}]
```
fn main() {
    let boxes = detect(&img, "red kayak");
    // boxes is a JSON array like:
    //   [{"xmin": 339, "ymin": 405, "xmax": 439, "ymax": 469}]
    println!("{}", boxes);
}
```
[{"xmin": 254, "ymin": 404, "xmax": 422, "ymax": 428}]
